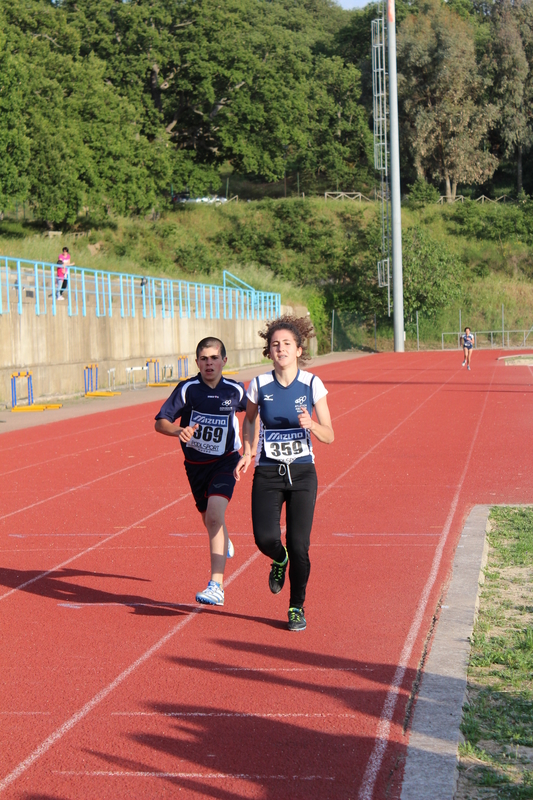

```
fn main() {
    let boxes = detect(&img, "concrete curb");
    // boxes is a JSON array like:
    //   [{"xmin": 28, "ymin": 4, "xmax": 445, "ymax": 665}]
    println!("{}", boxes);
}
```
[{"xmin": 400, "ymin": 504, "xmax": 491, "ymax": 800}]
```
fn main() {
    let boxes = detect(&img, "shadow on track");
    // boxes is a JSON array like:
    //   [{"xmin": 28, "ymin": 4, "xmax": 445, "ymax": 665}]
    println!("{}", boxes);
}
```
[
  {"xmin": 0, "ymin": 567, "xmax": 189, "ymax": 616},
  {"xmin": 79, "ymin": 654, "xmax": 469, "ymax": 800}
]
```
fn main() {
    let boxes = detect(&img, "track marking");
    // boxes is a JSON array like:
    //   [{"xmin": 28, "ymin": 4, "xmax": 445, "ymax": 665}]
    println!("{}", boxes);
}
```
[
  {"xmin": 332, "ymin": 533, "xmax": 440, "ymax": 537},
  {"xmin": 0, "ymin": 450, "xmax": 178, "ymax": 523},
  {"xmin": 112, "ymin": 711, "xmax": 360, "ymax": 718},
  {"xmin": 211, "ymin": 667, "xmax": 372, "ymax": 673},
  {"xmin": 0, "ymin": 543, "xmax": 434, "ymax": 555},
  {"xmin": 0, "ymin": 551, "xmax": 260, "ymax": 795},
  {"xmin": 53, "ymin": 771, "xmax": 335, "ymax": 781},
  {"xmin": 0, "ymin": 494, "xmax": 190, "ymax": 602},
  {"xmin": 357, "ymin": 365, "xmax": 496, "ymax": 800},
  {"xmin": 114, "ymin": 667, "xmax": 364, "ymax": 676}
]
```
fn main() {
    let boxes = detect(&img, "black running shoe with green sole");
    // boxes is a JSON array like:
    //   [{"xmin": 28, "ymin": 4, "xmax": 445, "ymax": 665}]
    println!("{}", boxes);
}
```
[
  {"xmin": 288, "ymin": 606, "xmax": 306, "ymax": 631},
  {"xmin": 269, "ymin": 548, "xmax": 288, "ymax": 594}
]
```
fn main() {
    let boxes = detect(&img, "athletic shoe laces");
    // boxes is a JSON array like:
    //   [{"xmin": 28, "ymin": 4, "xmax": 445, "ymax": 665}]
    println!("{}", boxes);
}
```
[{"xmin": 271, "ymin": 561, "xmax": 286, "ymax": 581}]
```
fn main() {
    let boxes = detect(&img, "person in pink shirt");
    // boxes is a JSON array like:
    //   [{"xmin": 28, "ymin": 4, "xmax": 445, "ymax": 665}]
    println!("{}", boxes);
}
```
[{"xmin": 56, "ymin": 247, "xmax": 71, "ymax": 299}]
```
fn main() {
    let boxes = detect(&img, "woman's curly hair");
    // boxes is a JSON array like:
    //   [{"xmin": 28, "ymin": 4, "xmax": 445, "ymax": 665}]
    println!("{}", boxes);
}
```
[{"xmin": 259, "ymin": 314, "xmax": 315, "ymax": 364}]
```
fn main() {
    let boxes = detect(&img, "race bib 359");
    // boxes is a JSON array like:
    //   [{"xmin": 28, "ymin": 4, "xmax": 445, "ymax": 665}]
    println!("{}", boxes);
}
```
[{"xmin": 263, "ymin": 427, "xmax": 310, "ymax": 464}]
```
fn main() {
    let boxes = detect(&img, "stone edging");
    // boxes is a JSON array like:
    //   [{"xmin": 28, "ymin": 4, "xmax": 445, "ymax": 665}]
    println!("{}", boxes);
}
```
[{"xmin": 400, "ymin": 504, "xmax": 490, "ymax": 800}]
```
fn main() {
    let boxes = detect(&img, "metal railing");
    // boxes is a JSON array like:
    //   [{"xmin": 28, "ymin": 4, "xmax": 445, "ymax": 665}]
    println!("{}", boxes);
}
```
[
  {"xmin": 0, "ymin": 257, "xmax": 281, "ymax": 321},
  {"xmin": 442, "ymin": 329, "xmax": 533, "ymax": 349}
]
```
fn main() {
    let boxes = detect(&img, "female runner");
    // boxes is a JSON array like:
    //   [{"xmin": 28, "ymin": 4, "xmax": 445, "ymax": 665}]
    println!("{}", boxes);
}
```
[{"xmin": 234, "ymin": 315, "xmax": 334, "ymax": 631}]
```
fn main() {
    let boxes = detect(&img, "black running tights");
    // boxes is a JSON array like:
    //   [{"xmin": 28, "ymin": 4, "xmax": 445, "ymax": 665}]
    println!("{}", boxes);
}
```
[{"xmin": 251, "ymin": 463, "xmax": 317, "ymax": 608}]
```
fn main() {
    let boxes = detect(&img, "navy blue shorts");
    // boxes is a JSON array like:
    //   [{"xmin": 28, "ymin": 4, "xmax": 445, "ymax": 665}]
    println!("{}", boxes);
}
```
[{"xmin": 184, "ymin": 451, "xmax": 241, "ymax": 513}]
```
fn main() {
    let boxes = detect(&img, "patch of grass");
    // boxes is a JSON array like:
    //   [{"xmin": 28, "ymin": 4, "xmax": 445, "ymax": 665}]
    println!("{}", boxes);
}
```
[{"xmin": 457, "ymin": 507, "xmax": 533, "ymax": 800}]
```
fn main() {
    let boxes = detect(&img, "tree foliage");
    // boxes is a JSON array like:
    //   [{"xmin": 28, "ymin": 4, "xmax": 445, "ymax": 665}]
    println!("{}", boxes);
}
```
[
  {"xmin": 0, "ymin": 0, "xmax": 372, "ymax": 223},
  {"xmin": 397, "ymin": 0, "xmax": 498, "ymax": 201},
  {"xmin": 401, "ymin": 226, "xmax": 461, "ymax": 320},
  {"xmin": 2, "ymin": 0, "xmax": 533, "ymax": 221}
]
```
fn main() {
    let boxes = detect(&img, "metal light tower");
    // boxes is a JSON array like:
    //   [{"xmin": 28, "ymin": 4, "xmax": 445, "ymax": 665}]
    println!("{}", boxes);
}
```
[
  {"xmin": 372, "ymin": 0, "xmax": 404, "ymax": 351},
  {"xmin": 387, "ymin": 0, "xmax": 404, "ymax": 352}
]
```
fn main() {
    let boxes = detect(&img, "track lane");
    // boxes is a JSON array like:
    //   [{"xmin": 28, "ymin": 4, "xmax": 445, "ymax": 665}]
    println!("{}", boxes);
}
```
[{"xmin": 1, "ymin": 352, "xmax": 532, "ymax": 799}]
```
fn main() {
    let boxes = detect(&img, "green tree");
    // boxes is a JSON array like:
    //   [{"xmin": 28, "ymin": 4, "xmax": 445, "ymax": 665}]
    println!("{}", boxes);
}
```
[
  {"xmin": 397, "ymin": 0, "xmax": 498, "ymax": 201},
  {"xmin": 0, "ymin": 33, "xmax": 30, "ymax": 208},
  {"xmin": 489, "ymin": 1, "xmax": 533, "ymax": 194},
  {"xmin": 401, "ymin": 226, "xmax": 462, "ymax": 320},
  {"xmin": 300, "ymin": 56, "xmax": 373, "ymax": 189}
]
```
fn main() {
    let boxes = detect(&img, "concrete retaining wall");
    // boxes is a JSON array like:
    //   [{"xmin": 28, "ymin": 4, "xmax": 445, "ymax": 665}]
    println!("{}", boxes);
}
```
[{"xmin": 1, "ymin": 300, "xmax": 300, "ymax": 405}]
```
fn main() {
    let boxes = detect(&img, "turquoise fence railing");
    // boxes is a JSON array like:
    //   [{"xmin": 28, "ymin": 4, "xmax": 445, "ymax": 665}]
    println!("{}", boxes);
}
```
[{"xmin": 0, "ymin": 257, "xmax": 281, "ymax": 321}]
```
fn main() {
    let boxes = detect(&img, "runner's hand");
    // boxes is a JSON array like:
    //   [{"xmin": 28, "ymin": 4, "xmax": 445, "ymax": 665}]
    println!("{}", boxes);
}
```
[
  {"xmin": 179, "ymin": 424, "xmax": 199, "ymax": 443},
  {"xmin": 234, "ymin": 453, "xmax": 251, "ymax": 481},
  {"xmin": 297, "ymin": 408, "xmax": 313, "ymax": 431}
]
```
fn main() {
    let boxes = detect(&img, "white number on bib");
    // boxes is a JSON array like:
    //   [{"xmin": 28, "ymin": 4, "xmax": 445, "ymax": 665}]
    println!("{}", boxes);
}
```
[
  {"xmin": 186, "ymin": 410, "xmax": 229, "ymax": 457},
  {"xmin": 263, "ymin": 428, "xmax": 310, "ymax": 464}
]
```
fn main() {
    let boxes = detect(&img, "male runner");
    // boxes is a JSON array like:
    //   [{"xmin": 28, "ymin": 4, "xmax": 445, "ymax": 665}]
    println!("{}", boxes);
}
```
[{"xmin": 155, "ymin": 337, "xmax": 246, "ymax": 606}]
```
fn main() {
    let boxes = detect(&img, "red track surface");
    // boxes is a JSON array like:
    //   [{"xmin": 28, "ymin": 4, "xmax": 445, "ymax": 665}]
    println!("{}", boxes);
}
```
[{"xmin": 1, "ymin": 351, "xmax": 532, "ymax": 800}]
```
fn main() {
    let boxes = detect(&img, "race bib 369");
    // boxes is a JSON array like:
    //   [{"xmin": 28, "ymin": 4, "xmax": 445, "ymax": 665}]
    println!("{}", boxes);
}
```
[{"xmin": 186, "ymin": 410, "xmax": 229, "ymax": 457}]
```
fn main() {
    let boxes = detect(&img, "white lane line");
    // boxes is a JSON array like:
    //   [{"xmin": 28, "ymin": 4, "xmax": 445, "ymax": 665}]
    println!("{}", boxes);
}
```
[
  {"xmin": 312, "ymin": 544, "xmax": 436, "ymax": 548},
  {"xmin": 53, "ymin": 771, "xmax": 335, "ymax": 781},
  {"xmin": 135, "ymin": 664, "xmax": 365, "ymax": 673},
  {"xmin": 9, "ymin": 533, "xmax": 109, "ymax": 538},
  {"xmin": 0, "ymin": 494, "xmax": 190, "ymax": 602},
  {"xmin": 0, "ymin": 545, "xmax": 240, "ymax": 554},
  {"xmin": 0, "ymin": 450, "xmax": 177, "ymax": 523},
  {"xmin": 357, "ymin": 366, "xmax": 495, "ymax": 800},
  {"xmin": 1, "ymin": 543, "xmax": 433, "ymax": 556},
  {"xmin": 57, "ymin": 602, "xmax": 184, "ymax": 609},
  {"xmin": 0, "ymin": 431, "xmax": 152, "ymax": 478},
  {"xmin": 332, "ymin": 533, "xmax": 440, "ymax": 537},
  {"xmin": 0, "ymin": 551, "xmax": 259, "ymax": 795},
  {"xmin": 169, "ymin": 532, "xmax": 252, "ymax": 537},
  {"xmin": 212, "ymin": 667, "xmax": 369, "ymax": 673},
  {"xmin": 112, "ymin": 711, "xmax": 359, "ymax": 718}
]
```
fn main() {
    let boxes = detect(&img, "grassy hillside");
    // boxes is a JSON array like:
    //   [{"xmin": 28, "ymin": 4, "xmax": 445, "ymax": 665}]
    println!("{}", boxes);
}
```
[{"xmin": 2, "ymin": 198, "xmax": 533, "ymax": 352}]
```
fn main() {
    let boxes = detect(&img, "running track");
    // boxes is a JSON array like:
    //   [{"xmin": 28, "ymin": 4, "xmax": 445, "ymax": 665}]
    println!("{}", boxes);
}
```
[{"xmin": 1, "ymin": 351, "xmax": 532, "ymax": 800}]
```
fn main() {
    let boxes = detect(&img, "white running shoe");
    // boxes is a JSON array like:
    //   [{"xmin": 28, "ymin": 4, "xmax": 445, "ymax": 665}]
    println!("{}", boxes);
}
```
[
  {"xmin": 462, "ymin": 361, "xmax": 466, "ymax": 366},
  {"xmin": 196, "ymin": 580, "xmax": 224, "ymax": 606},
  {"xmin": 227, "ymin": 538, "xmax": 234, "ymax": 558}
]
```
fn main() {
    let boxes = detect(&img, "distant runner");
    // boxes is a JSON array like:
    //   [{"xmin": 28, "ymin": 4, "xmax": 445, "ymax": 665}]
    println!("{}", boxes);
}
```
[
  {"xmin": 235, "ymin": 315, "xmax": 334, "ymax": 631},
  {"xmin": 461, "ymin": 327, "xmax": 474, "ymax": 370},
  {"xmin": 155, "ymin": 337, "xmax": 247, "ymax": 606}
]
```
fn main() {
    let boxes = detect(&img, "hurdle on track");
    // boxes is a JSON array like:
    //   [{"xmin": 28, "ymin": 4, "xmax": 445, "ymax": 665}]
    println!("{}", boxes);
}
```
[
  {"xmin": 146, "ymin": 356, "xmax": 188, "ymax": 386},
  {"xmin": 10, "ymin": 371, "xmax": 62, "ymax": 412},
  {"xmin": 11, "ymin": 371, "xmax": 33, "ymax": 408},
  {"xmin": 177, "ymin": 356, "xmax": 189, "ymax": 379},
  {"xmin": 146, "ymin": 358, "xmax": 171, "ymax": 387},
  {"xmin": 84, "ymin": 363, "xmax": 121, "ymax": 397}
]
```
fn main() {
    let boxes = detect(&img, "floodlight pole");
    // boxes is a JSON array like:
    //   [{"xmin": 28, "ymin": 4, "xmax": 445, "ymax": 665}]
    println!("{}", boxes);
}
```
[{"xmin": 387, "ymin": 0, "xmax": 404, "ymax": 352}]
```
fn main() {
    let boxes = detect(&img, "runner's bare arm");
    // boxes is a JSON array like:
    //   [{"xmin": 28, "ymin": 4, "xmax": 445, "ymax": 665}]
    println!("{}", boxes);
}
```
[
  {"xmin": 298, "ymin": 396, "xmax": 334, "ymax": 443},
  {"xmin": 234, "ymin": 401, "xmax": 258, "ymax": 480},
  {"xmin": 154, "ymin": 419, "xmax": 199, "ymax": 442}
]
